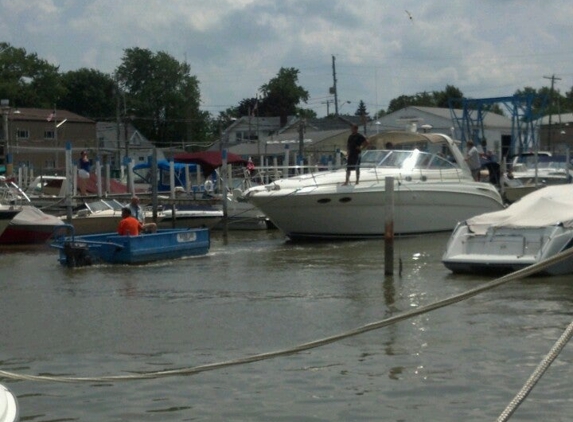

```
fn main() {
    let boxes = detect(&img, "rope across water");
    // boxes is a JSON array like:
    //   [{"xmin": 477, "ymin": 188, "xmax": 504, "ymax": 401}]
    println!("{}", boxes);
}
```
[{"xmin": 2, "ymin": 246, "xmax": 572, "ymax": 384}]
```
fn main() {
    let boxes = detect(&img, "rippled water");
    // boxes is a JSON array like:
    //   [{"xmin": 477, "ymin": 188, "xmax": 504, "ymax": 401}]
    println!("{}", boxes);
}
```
[{"xmin": 1, "ymin": 230, "xmax": 573, "ymax": 421}]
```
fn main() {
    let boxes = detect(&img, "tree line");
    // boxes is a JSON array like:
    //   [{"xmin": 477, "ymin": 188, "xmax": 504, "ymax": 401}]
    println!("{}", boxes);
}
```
[{"xmin": 1, "ymin": 41, "xmax": 572, "ymax": 149}]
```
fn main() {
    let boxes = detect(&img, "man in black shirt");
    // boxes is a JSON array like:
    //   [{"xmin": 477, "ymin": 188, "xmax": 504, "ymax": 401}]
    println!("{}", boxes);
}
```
[{"xmin": 343, "ymin": 125, "xmax": 369, "ymax": 185}]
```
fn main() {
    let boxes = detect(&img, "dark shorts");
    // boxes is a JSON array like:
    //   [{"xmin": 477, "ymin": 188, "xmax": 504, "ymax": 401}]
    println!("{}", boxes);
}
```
[{"xmin": 346, "ymin": 155, "xmax": 360, "ymax": 170}]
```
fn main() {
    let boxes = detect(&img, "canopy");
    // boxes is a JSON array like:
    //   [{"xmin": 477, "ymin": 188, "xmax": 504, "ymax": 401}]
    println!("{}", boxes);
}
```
[
  {"xmin": 133, "ymin": 159, "xmax": 198, "ymax": 172},
  {"xmin": 173, "ymin": 151, "xmax": 247, "ymax": 176},
  {"xmin": 467, "ymin": 184, "xmax": 573, "ymax": 235}
]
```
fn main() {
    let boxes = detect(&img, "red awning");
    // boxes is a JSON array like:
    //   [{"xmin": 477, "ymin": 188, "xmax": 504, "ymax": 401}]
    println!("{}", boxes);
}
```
[{"xmin": 173, "ymin": 151, "xmax": 247, "ymax": 176}]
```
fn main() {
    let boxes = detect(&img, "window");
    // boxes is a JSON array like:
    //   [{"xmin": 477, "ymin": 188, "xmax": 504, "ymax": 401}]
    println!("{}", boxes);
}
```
[
  {"xmin": 235, "ymin": 130, "xmax": 258, "ymax": 143},
  {"xmin": 17, "ymin": 129, "xmax": 29, "ymax": 139},
  {"xmin": 44, "ymin": 159, "xmax": 56, "ymax": 169},
  {"xmin": 44, "ymin": 130, "xmax": 55, "ymax": 140}
]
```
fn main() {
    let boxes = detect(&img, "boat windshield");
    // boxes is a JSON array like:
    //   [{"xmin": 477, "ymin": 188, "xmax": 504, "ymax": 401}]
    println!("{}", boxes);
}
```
[
  {"xmin": 85, "ymin": 199, "xmax": 124, "ymax": 213},
  {"xmin": 361, "ymin": 149, "xmax": 457, "ymax": 170}
]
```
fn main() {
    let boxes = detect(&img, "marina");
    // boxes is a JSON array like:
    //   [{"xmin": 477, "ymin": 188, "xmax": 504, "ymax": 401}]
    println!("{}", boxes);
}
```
[{"xmin": 1, "ymin": 230, "xmax": 573, "ymax": 420}]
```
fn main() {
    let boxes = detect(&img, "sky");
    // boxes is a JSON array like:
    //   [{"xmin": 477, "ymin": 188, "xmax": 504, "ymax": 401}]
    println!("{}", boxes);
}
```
[{"xmin": 1, "ymin": 0, "xmax": 572, "ymax": 118}]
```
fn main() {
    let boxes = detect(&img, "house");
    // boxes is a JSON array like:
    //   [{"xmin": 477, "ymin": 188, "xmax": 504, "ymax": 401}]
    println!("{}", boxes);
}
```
[
  {"xmin": 96, "ymin": 121, "xmax": 165, "ymax": 172},
  {"xmin": 1, "ymin": 105, "xmax": 96, "ymax": 175},
  {"xmin": 215, "ymin": 114, "xmax": 363, "ymax": 166},
  {"xmin": 537, "ymin": 112, "xmax": 573, "ymax": 153},
  {"xmin": 366, "ymin": 106, "xmax": 513, "ymax": 156}
]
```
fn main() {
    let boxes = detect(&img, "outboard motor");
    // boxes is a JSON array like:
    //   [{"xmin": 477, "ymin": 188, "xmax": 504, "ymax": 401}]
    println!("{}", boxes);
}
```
[{"xmin": 62, "ymin": 242, "xmax": 93, "ymax": 267}]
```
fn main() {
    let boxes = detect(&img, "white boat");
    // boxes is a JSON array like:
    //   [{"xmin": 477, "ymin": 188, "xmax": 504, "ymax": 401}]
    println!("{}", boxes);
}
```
[
  {"xmin": 157, "ymin": 207, "xmax": 223, "ymax": 230},
  {"xmin": 510, "ymin": 153, "xmax": 572, "ymax": 185},
  {"xmin": 442, "ymin": 184, "xmax": 573, "ymax": 276},
  {"xmin": 65, "ymin": 199, "xmax": 223, "ymax": 234},
  {"xmin": 0, "ymin": 177, "xmax": 64, "ymax": 245},
  {"xmin": 213, "ymin": 189, "xmax": 269, "ymax": 231},
  {"xmin": 244, "ymin": 131, "xmax": 505, "ymax": 239},
  {"xmin": 62, "ymin": 198, "xmax": 126, "ymax": 235},
  {"xmin": 0, "ymin": 383, "xmax": 18, "ymax": 422}
]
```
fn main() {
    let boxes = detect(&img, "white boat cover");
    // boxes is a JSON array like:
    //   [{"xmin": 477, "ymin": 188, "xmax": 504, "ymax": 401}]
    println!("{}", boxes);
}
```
[
  {"xmin": 467, "ymin": 184, "xmax": 573, "ymax": 235},
  {"xmin": 9, "ymin": 205, "xmax": 64, "ymax": 227}
]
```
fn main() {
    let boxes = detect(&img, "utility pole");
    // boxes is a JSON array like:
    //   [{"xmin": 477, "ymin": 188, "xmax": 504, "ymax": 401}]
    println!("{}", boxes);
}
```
[
  {"xmin": 543, "ymin": 74, "xmax": 561, "ymax": 150},
  {"xmin": 331, "ymin": 55, "xmax": 339, "ymax": 116}
]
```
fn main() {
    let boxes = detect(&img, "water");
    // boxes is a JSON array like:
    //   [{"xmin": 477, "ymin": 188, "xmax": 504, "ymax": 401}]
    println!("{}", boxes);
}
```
[{"xmin": 1, "ymin": 230, "xmax": 573, "ymax": 421}]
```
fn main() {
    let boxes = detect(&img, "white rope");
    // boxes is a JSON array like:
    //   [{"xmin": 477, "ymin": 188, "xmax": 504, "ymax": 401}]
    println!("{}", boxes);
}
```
[
  {"xmin": 1, "ymin": 246, "xmax": 573, "ymax": 384},
  {"xmin": 497, "ymin": 319, "xmax": 573, "ymax": 421}
]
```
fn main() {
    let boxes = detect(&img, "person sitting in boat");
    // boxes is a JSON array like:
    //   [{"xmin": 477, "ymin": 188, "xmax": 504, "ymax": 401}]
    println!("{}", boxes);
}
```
[
  {"xmin": 118, "ymin": 207, "xmax": 142, "ymax": 236},
  {"xmin": 129, "ymin": 195, "xmax": 157, "ymax": 233}
]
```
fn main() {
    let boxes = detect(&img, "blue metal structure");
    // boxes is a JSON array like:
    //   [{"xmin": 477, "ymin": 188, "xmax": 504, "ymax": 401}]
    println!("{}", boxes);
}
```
[{"xmin": 449, "ymin": 94, "xmax": 548, "ymax": 157}]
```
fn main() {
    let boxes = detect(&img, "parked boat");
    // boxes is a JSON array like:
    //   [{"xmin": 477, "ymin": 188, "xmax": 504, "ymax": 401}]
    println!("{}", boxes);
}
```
[
  {"xmin": 62, "ymin": 199, "xmax": 126, "ymax": 235},
  {"xmin": 157, "ymin": 207, "xmax": 223, "ymax": 230},
  {"xmin": 134, "ymin": 157, "xmax": 269, "ymax": 230},
  {"xmin": 442, "ymin": 184, "xmax": 573, "ymax": 276},
  {"xmin": 0, "ymin": 177, "xmax": 64, "ymax": 244},
  {"xmin": 245, "ymin": 131, "xmax": 505, "ymax": 239},
  {"xmin": 0, "ymin": 383, "xmax": 18, "ymax": 422},
  {"xmin": 51, "ymin": 225, "xmax": 210, "ymax": 267}
]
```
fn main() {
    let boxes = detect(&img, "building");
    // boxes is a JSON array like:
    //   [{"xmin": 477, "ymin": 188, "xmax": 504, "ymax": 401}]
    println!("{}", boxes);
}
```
[
  {"xmin": 366, "ymin": 106, "xmax": 513, "ymax": 157},
  {"xmin": 538, "ymin": 113, "xmax": 573, "ymax": 153},
  {"xmin": 1, "ymin": 103, "xmax": 96, "ymax": 175},
  {"xmin": 213, "ymin": 115, "xmax": 363, "ymax": 166},
  {"xmin": 96, "ymin": 121, "xmax": 165, "ymax": 171}
]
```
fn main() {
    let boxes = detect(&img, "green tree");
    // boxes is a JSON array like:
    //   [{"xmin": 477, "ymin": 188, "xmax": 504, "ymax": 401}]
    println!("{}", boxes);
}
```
[
  {"xmin": 258, "ymin": 67, "xmax": 309, "ymax": 123},
  {"xmin": 433, "ymin": 85, "xmax": 464, "ymax": 108},
  {"xmin": 0, "ymin": 42, "xmax": 64, "ymax": 108},
  {"xmin": 354, "ymin": 100, "xmax": 369, "ymax": 121},
  {"xmin": 59, "ymin": 68, "xmax": 116, "ymax": 119},
  {"xmin": 115, "ymin": 48, "xmax": 205, "ymax": 148}
]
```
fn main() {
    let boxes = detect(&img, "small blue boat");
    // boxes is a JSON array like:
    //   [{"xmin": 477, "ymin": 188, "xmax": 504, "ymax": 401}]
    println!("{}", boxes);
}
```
[{"xmin": 51, "ymin": 224, "xmax": 210, "ymax": 267}]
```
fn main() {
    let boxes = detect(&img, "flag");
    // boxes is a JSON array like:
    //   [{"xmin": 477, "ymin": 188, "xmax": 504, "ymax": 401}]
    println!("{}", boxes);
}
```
[{"xmin": 47, "ymin": 110, "xmax": 55, "ymax": 122}]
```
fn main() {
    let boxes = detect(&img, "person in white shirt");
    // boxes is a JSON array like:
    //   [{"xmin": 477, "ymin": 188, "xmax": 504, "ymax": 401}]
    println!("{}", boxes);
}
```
[
  {"xmin": 465, "ymin": 141, "xmax": 482, "ymax": 181},
  {"xmin": 128, "ymin": 196, "xmax": 157, "ymax": 233}
]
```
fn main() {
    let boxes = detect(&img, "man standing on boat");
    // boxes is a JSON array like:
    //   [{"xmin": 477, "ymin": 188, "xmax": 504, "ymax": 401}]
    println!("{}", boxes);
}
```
[{"xmin": 343, "ymin": 125, "xmax": 369, "ymax": 185}]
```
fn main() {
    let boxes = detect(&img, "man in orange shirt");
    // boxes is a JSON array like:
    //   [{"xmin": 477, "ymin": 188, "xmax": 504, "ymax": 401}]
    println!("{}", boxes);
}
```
[{"xmin": 117, "ymin": 207, "xmax": 142, "ymax": 236}]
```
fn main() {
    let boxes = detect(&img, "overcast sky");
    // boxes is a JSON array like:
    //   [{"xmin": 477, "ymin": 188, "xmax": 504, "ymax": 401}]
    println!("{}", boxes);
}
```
[{"xmin": 1, "ymin": 0, "xmax": 572, "ymax": 117}]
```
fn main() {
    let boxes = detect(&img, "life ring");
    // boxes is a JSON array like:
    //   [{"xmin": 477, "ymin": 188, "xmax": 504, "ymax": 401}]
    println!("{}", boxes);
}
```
[{"xmin": 203, "ymin": 179, "xmax": 214, "ymax": 192}]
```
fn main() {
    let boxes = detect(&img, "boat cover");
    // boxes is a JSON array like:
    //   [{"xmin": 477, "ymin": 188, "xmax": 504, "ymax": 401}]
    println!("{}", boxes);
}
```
[
  {"xmin": 173, "ymin": 151, "xmax": 247, "ymax": 176},
  {"xmin": 467, "ymin": 184, "xmax": 573, "ymax": 235},
  {"xmin": 9, "ymin": 206, "xmax": 64, "ymax": 227}
]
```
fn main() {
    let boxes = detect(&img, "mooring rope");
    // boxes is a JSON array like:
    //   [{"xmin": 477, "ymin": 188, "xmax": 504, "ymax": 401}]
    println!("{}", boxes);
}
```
[
  {"xmin": 497, "ymin": 318, "xmax": 573, "ymax": 421},
  {"xmin": 1, "ymin": 244, "xmax": 573, "ymax": 386}
]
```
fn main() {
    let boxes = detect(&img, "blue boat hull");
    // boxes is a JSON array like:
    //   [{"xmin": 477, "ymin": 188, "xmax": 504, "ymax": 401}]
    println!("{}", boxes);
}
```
[{"xmin": 52, "ymin": 228, "xmax": 210, "ymax": 267}]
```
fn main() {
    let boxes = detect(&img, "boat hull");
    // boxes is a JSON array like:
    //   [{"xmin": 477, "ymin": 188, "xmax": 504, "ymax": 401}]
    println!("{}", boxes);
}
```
[
  {"xmin": 0, "ymin": 383, "xmax": 19, "ymax": 422},
  {"xmin": 0, "ymin": 206, "xmax": 64, "ymax": 245},
  {"xmin": 442, "ymin": 224, "xmax": 573, "ymax": 276},
  {"xmin": 249, "ymin": 182, "xmax": 504, "ymax": 239},
  {"xmin": 52, "ymin": 228, "xmax": 210, "ymax": 267}
]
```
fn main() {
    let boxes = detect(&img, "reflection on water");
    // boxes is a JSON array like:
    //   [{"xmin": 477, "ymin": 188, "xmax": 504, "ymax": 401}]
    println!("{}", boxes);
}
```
[{"xmin": 0, "ymin": 230, "xmax": 572, "ymax": 420}]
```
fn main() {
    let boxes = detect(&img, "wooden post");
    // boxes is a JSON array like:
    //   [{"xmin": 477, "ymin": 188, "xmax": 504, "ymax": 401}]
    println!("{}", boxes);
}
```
[
  {"xmin": 222, "ymin": 149, "xmax": 229, "ymax": 244},
  {"xmin": 384, "ymin": 176, "xmax": 395, "ymax": 275}
]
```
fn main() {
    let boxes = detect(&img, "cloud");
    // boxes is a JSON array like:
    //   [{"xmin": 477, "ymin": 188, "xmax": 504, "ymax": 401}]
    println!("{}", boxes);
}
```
[{"xmin": 1, "ymin": 0, "xmax": 572, "ymax": 116}]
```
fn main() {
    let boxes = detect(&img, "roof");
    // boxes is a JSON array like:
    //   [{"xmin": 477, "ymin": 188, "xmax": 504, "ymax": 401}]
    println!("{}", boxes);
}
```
[
  {"xmin": 227, "ymin": 129, "xmax": 349, "ymax": 156},
  {"xmin": 6, "ymin": 108, "xmax": 94, "ymax": 124},
  {"xmin": 538, "ymin": 113, "xmax": 573, "ymax": 125},
  {"xmin": 409, "ymin": 106, "xmax": 513, "ymax": 128},
  {"xmin": 173, "ymin": 151, "xmax": 247, "ymax": 176}
]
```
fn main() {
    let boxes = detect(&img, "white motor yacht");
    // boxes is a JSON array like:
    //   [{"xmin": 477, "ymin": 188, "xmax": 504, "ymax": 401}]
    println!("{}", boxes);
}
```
[{"xmin": 245, "ymin": 131, "xmax": 504, "ymax": 240}]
